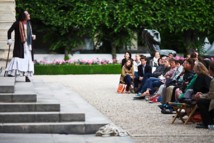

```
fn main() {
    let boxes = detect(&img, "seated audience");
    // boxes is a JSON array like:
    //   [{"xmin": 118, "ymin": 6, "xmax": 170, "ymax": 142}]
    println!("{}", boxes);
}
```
[
  {"xmin": 150, "ymin": 59, "xmax": 184, "ymax": 103},
  {"xmin": 178, "ymin": 61, "xmax": 212, "ymax": 101},
  {"xmin": 168, "ymin": 53, "xmax": 175, "ymax": 59},
  {"xmin": 134, "ymin": 58, "xmax": 178, "ymax": 99},
  {"xmin": 162, "ymin": 58, "xmax": 195, "ymax": 104}
]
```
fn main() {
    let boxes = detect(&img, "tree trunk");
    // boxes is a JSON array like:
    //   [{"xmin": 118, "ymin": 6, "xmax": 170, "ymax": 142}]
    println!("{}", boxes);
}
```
[
  {"xmin": 184, "ymin": 30, "xmax": 197, "ymax": 54},
  {"xmin": 111, "ymin": 45, "xmax": 117, "ymax": 63},
  {"xmin": 64, "ymin": 47, "xmax": 70, "ymax": 60}
]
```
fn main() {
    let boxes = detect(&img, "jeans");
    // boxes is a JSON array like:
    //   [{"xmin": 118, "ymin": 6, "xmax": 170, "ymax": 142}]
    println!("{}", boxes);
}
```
[
  {"xmin": 140, "ymin": 73, "xmax": 152, "ymax": 90},
  {"xmin": 139, "ymin": 77, "xmax": 162, "ymax": 94},
  {"xmin": 134, "ymin": 72, "xmax": 139, "ymax": 88},
  {"xmin": 124, "ymin": 75, "xmax": 132, "ymax": 91}
]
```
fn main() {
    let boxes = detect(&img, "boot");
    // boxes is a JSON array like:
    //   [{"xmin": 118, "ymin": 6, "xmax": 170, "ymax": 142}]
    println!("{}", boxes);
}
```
[{"xmin": 25, "ymin": 76, "xmax": 31, "ymax": 82}]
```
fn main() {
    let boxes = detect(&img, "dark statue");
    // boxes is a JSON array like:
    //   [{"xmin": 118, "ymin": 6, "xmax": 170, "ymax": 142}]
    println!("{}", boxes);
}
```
[{"xmin": 142, "ymin": 29, "xmax": 161, "ymax": 57}]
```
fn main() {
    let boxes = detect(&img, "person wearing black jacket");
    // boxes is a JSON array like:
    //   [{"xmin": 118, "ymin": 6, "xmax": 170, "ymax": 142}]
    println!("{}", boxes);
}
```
[
  {"xmin": 121, "ymin": 51, "xmax": 133, "ymax": 68},
  {"xmin": 195, "ymin": 61, "xmax": 214, "ymax": 129},
  {"xmin": 134, "ymin": 55, "xmax": 152, "ymax": 92},
  {"xmin": 5, "ymin": 11, "xmax": 35, "ymax": 82}
]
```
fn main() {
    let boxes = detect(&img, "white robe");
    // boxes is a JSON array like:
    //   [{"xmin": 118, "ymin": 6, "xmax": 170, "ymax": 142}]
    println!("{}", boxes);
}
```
[{"xmin": 5, "ymin": 24, "xmax": 34, "ymax": 77}]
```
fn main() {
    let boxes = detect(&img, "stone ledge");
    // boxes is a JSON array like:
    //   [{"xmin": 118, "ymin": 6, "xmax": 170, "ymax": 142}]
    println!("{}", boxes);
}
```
[
  {"xmin": 0, "ymin": 77, "xmax": 15, "ymax": 93},
  {"xmin": 0, "ymin": 112, "xmax": 85, "ymax": 123},
  {"xmin": 0, "ymin": 122, "xmax": 106, "ymax": 134}
]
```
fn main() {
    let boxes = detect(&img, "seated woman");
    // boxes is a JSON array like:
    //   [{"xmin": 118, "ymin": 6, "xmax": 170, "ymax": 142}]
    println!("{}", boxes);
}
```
[
  {"xmin": 195, "ymin": 61, "xmax": 214, "ymax": 129},
  {"xmin": 121, "ymin": 51, "xmax": 133, "ymax": 68},
  {"xmin": 120, "ymin": 59, "xmax": 134, "ymax": 93}
]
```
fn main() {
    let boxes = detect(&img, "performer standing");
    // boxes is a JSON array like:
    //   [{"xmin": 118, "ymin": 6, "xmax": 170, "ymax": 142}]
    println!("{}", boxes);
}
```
[{"xmin": 6, "ymin": 11, "xmax": 35, "ymax": 82}]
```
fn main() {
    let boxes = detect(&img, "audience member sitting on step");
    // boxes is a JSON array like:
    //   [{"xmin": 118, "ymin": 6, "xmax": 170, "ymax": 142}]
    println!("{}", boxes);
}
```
[{"xmin": 120, "ymin": 59, "xmax": 134, "ymax": 94}]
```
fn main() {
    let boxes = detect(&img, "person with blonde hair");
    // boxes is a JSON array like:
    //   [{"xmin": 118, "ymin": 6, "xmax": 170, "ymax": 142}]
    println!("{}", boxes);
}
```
[
  {"xmin": 195, "ymin": 61, "xmax": 214, "ymax": 129},
  {"xmin": 178, "ymin": 61, "xmax": 211, "ymax": 101}
]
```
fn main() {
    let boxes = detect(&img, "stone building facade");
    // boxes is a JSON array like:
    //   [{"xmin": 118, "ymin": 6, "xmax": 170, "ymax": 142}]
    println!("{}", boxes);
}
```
[{"xmin": 0, "ymin": 0, "xmax": 15, "ymax": 66}]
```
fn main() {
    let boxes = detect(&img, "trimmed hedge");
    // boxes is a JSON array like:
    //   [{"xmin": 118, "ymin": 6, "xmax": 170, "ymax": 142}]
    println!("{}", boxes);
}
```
[{"xmin": 35, "ymin": 64, "xmax": 121, "ymax": 75}]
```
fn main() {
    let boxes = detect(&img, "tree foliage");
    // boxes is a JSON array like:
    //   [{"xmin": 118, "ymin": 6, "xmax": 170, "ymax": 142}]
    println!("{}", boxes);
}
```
[{"xmin": 16, "ymin": 0, "xmax": 214, "ymax": 56}]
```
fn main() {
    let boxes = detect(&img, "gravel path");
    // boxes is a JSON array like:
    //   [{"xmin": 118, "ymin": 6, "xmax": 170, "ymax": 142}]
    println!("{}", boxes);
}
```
[{"xmin": 34, "ymin": 75, "xmax": 214, "ymax": 143}]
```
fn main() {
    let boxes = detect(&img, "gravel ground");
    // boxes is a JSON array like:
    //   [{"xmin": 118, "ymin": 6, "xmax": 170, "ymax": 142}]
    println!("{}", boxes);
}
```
[{"xmin": 34, "ymin": 75, "xmax": 214, "ymax": 143}]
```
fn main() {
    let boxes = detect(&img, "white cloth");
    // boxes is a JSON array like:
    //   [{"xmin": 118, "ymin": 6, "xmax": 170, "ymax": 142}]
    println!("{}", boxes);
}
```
[
  {"xmin": 7, "ymin": 39, "xmax": 13, "ymax": 46},
  {"xmin": 5, "ymin": 42, "xmax": 34, "ymax": 77},
  {"xmin": 96, "ymin": 123, "xmax": 128, "ymax": 137},
  {"xmin": 133, "ymin": 60, "xmax": 141, "ymax": 72}
]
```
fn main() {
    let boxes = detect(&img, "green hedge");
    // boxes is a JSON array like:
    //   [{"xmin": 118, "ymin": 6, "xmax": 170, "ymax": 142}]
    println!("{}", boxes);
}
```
[{"xmin": 35, "ymin": 64, "xmax": 121, "ymax": 75}]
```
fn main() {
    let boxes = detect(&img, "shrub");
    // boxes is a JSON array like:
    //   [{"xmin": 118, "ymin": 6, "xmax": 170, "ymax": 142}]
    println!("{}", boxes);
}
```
[{"xmin": 35, "ymin": 64, "xmax": 121, "ymax": 75}]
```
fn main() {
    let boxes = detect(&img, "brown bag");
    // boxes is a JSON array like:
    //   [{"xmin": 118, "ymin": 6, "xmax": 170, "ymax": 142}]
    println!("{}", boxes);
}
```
[{"xmin": 117, "ymin": 84, "xmax": 126, "ymax": 93}]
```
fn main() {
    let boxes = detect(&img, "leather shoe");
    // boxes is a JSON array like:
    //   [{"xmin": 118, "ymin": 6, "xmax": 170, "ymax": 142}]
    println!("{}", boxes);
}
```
[
  {"xmin": 25, "ymin": 76, "xmax": 31, "ymax": 82},
  {"xmin": 133, "ymin": 96, "xmax": 145, "ymax": 100}
]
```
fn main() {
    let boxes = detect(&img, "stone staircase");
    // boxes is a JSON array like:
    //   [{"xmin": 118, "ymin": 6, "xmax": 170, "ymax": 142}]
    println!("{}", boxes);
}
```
[{"xmin": 0, "ymin": 77, "xmax": 109, "ymax": 134}]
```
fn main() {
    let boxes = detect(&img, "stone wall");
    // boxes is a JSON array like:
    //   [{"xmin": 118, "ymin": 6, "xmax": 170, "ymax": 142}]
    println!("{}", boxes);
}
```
[{"xmin": 0, "ymin": 0, "xmax": 15, "ymax": 62}]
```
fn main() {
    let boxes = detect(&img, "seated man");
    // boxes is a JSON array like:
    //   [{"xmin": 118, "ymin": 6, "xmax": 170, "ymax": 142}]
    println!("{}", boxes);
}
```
[{"xmin": 134, "ymin": 55, "xmax": 152, "ymax": 92}]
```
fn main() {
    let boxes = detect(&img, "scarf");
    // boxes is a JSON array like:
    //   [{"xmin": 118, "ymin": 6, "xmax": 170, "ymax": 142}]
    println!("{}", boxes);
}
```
[
  {"xmin": 19, "ymin": 21, "xmax": 32, "ymax": 46},
  {"xmin": 179, "ymin": 74, "xmax": 198, "ymax": 99}
]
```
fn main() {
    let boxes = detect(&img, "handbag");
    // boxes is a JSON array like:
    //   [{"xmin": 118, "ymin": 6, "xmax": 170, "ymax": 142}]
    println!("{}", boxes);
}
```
[{"xmin": 117, "ymin": 84, "xmax": 126, "ymax": 93}]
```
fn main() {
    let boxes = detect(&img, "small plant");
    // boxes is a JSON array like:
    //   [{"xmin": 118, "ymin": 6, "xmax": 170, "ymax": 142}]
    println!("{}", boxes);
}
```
[{"xmin": 35, "ymin": 58, "xmax": 112, "ymax": 65}]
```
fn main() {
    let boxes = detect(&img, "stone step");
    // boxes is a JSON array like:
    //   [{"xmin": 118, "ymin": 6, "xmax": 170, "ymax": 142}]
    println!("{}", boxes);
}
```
[
  {"xmin": 0, "ymin": 81, "xmax": 37, "ymax": 102},
  {"xmin": 0, "ymin": 103, "xmax": 60, "ymax": 112},
  {"xmin": 0, "ymin": 112, "xmax": 85, "ymax": 123},
  {"xmin": 0, "ymin": 77, "xmax": 15, "ymax": 93},
  {"xmin": 0, "ymin": 122, "xmax": 106, "ymax": 134},
  {"xmin": 0, "ymin": 92, "xmax": 37, "ymax": 102}
]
